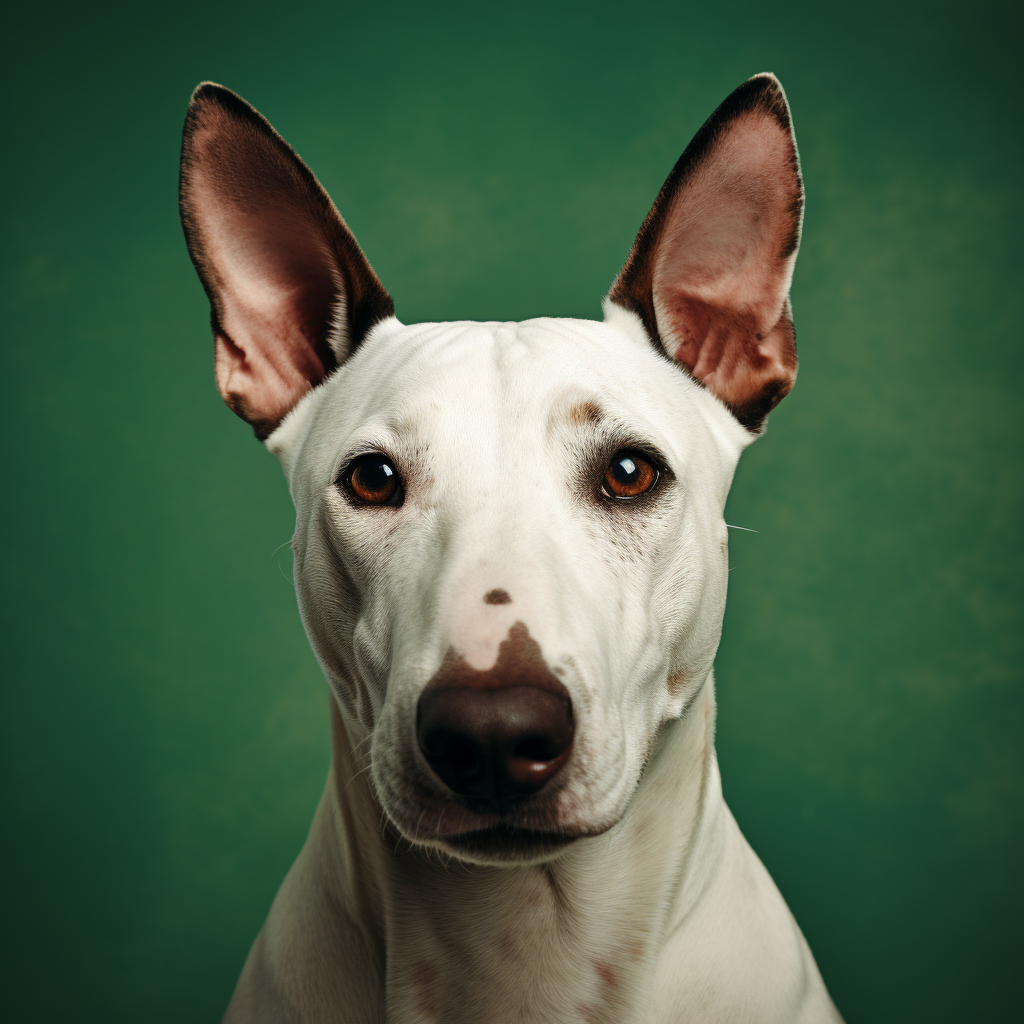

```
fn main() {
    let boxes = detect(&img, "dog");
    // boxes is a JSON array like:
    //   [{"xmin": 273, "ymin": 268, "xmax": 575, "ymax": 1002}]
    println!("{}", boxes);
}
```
[{"xmin": 179, "ymin": 72, "xmax": 843, "ymax": 1024}]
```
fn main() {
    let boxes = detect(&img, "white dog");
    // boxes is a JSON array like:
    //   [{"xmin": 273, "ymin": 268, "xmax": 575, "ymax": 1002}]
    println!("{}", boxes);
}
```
[{"xmin": 180, "ymin": 72, "xmax": 843, "ymax": 1024}]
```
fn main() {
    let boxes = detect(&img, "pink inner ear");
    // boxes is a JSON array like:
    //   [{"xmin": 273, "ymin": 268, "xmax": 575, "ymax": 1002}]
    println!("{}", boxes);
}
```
[
  {"xmin": 651, "ymin": 108, "xmax": 801, "ymax": 424},
  {"xmin": 198, "ymin": 186, "xmax": 338, "ymax": 430},
  {"xmin": 180, "ymin": 84, "xmax": 393, "ymax": 440},
  {"xmin": 185, "ymin": 117, "xmax": 342, "ymax": 434},
  {"xmin": 650, "ymin": 108, "xmax": 801, "ymax": 425}
]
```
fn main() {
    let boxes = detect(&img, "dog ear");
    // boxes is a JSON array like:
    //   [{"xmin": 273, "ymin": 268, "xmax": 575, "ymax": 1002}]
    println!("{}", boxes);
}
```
[
  {"xmin": 608, "ymin": 73, "xmax": 803, "ymax": 433},
  {"xmin": 179, "ymin": 83, "xmax": 394, "ymax": 440}
]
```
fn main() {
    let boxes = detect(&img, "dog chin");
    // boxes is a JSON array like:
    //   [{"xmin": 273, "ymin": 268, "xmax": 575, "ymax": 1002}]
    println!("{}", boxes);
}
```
[{"xmin": 430, "ymin": 823, "xmax": 602, "ymax": 865}]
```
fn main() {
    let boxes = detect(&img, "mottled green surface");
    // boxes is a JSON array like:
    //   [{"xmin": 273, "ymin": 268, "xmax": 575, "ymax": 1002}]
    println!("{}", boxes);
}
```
[{"xmin": 2, "ymin": 1, "xmax": 1020, "ymax": 1020}]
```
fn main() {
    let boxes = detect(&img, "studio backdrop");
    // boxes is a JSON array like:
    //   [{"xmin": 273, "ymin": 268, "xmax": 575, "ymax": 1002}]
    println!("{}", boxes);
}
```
[{"xmin": 2, "ymin": 1, "xmax": 1020, "ymax": 1021}]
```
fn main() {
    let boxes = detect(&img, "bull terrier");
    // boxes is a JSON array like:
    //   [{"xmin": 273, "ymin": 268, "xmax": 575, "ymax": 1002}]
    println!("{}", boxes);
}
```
[{"xmin": 179, "ymin": 72, "xmax": 843, "ymax": 1023}]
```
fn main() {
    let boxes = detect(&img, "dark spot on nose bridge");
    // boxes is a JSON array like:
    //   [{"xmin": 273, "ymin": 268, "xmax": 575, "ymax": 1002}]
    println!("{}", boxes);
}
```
[{"xmin": 484, "ymin": 588, "xmax": 512, "ymax": 605}]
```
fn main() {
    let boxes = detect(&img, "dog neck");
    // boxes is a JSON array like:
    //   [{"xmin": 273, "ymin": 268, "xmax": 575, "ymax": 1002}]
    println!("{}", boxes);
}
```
[{"xmin": 307, "ymin": 678, "xmax": 725, "ymax": 1023}]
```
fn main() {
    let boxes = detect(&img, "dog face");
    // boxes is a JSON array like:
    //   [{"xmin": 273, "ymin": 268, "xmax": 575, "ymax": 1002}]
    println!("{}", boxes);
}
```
[
  {"xmin": 271, "ymin": 310, "xmax": 749, "ymax": 860},
  {"xmin": 179, "ymin": 74, "xmax": 802, "ymax": 864}
]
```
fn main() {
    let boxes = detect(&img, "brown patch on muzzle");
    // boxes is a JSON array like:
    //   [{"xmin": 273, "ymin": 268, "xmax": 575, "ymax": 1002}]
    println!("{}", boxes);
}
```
[{"xmin": 428, "ymin": 621, "xmax": 566, "ymax": 694}]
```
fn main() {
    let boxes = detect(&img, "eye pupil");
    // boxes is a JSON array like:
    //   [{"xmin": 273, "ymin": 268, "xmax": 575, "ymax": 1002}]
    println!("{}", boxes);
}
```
[
  {"xmin": 603, "ymin": 449, "xmax": 659, "ymax": 499},
  {"xmin": 345, "ymin": 454, "xmax": 402, "ymax": 505},
  {"xmin": 612, "ymin": 456, "xmax": 639, "ymax": 485},
  {"xmin": 357, "ymin": 458, "xmax": 393, "ymax": 491}
]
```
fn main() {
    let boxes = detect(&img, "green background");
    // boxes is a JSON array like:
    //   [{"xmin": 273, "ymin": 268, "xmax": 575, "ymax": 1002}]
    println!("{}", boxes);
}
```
[{"xmin": 3, "ymin": 1, "xmax": 1020, "ymax": 1020}]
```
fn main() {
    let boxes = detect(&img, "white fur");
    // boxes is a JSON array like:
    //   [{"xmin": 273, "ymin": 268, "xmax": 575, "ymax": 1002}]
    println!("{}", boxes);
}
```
[{"xmin": 223, "ymin": 305, "xmax": 843, "ymax": 1023}]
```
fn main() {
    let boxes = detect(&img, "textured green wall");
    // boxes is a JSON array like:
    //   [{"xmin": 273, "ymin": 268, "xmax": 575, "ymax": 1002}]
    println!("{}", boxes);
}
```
[{"xmin": 3, "ymin": 1, "xmax": 1020, "ymax": 1020}]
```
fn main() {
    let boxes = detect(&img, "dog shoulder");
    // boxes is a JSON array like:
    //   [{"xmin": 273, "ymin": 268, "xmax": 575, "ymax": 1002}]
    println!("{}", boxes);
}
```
[
  {"xmin": 224, "ymin": 850, "xmax": 386, "ymax": 1024},
  {"xmin": 653, "ymin": 806, "xmax": 843, "ymax": 1023}
]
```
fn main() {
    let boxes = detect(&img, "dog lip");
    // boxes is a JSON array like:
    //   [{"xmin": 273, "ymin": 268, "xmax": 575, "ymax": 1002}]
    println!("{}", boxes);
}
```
[
  {"xmin": 427, "ymin": 791, "xmax": 567, "ymax": 833},
  {"xmin": 399, "ymin": 778, "xmax": 581, "ymax": 841},
  {"xmin": 439, "ymin": 823, "xmax": 590, "ymax": 858}
]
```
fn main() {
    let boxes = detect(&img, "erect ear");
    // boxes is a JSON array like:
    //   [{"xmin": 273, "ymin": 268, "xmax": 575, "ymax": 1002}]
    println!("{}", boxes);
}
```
[
  {"xmin": 609, "ymin": 73, "xmax": 803, "ymax": 433},
  {"xmin": 179, "ymin": 83, "xmax": 394, "ymax": 440}
]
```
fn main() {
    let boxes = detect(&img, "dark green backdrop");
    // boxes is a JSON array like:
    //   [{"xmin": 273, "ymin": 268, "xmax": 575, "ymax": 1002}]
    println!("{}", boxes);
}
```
[{"xmin": 3, "ymin": 1, "xmax": 1020, "ymax": 1020}]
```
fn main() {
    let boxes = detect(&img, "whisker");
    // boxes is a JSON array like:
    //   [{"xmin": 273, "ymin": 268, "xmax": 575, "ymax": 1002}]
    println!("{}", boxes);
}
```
[
  {"xmin": 270, "ymin": 539, "xmax": 294, "ymax": 583},
  {"xmin": 339, "ymin": 735, "xmax": 376, "ymax": 796},
  {"xmin": 726, "ymin": 524, "xmax": 758, "ymax": 533},
  {"xmin": 340, "ymin": 760, "xmax": 374, "ymax": 797}
]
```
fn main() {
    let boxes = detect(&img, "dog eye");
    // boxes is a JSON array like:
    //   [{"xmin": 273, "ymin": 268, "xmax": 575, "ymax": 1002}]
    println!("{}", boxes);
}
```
[
  {"xmin": 344, "ymin": 454, "xmax": 403, "ymax": 506},
  {"xmin": 602, "ymin": 450, "xmax": 659, "ymax": 499}
]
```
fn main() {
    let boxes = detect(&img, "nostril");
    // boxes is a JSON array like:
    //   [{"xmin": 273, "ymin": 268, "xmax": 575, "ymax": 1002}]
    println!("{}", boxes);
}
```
[
  {"xmin": 417, "ymin": 681, "xmax": 574, "ymax": 813},
  {"xmin": 511, "ymin": 737, "xmax": 558, "ymax": 762},
  {"xmin": 421, "ymin": 729, "xmax": 481, "ymax": 783}
]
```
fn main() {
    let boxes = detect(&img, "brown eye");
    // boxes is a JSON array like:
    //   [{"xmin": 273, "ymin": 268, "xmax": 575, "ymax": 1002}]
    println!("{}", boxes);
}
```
[
  {"xmin": 345, "ymin": 454, "xmax": 403, "ymax": 506},
  {"xmin": 602, "ymin": 450, "xmax": 659, "ymax": 499}
]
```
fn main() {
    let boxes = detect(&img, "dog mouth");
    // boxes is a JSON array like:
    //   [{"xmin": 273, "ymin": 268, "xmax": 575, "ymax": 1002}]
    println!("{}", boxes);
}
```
[
  {"xmin": 381, "ymin": 770, "xmax": 609, "ymax": 860},
  {"xmin": 436, "ymin": 822, "xmax": 610, "ymax": 862},
  {"xmin": 390, "ymin": 779, "xmax": 624, "ymax": 863}
]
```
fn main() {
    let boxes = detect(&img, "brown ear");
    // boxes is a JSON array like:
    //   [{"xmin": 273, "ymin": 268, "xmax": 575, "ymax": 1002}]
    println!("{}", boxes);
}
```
[
  {"xmin": 179, "ymin": 83, "xmax": 394, "ymax": 439},
  {"xmin": 609, "ymin": 73, "xmax": 803, "ymax": 432}
]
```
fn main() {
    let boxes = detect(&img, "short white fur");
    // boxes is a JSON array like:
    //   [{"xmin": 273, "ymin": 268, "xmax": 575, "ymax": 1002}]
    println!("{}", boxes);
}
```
[{"xmin": 178, "ymin": 72, "xmax": 844, "ymax": 1024}]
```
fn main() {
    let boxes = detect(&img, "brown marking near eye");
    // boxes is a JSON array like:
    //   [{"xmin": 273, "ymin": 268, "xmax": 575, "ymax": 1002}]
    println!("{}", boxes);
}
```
[
  {"xmin": 667, "ymin": 670, "xmax": 687, "ymax": 696},
  {"xmin": 484, "ymin": 588, "xmax": 512, "ymax": 605},
  {"xmin": 577, "ymin": 1006, "xmax": 601, "ymax": 1024},
  {"xmin": 594, "ymin": 959, "xmax": 618, "ymax": 988},
  {"xmin": 412, "ymin": 958, "xmax": 439, "ymax": 1016},
  {"xmin": 568, "ymin": 401, "xmax": 602, "ymax": 426}
]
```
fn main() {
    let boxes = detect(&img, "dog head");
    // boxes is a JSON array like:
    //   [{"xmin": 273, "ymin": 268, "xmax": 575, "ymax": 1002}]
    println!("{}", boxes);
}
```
[{"xmin": 180, "ymin": 74, "xmax": 802, "ymax": 865}]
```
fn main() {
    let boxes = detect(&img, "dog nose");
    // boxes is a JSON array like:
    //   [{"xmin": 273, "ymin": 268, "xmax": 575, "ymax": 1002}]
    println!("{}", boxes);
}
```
[{"xmin": 417, "ymin": 683, "xmax": 574, "ymax": 812}]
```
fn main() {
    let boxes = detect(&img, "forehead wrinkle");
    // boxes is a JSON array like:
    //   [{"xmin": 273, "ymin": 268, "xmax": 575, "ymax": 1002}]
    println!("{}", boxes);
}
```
[
  {"xmin": 361, "ymin": 321, "xmax": 495, "ymax": 395},
  {"xmin": 352, "ymin": 325, "xmax": 502, "ymax": 434},
  {"xmin": 384, "ymin": 400, "xmax": 443, "ymax": 443}
]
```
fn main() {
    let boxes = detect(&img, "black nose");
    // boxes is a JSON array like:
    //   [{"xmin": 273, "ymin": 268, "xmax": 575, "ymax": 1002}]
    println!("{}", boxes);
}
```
[{"xmin": 417, "ymin": 682, "xmax": 574, "ymax": 814}]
